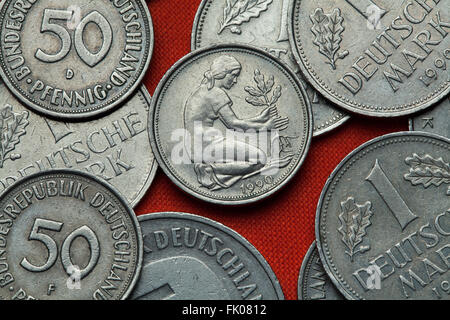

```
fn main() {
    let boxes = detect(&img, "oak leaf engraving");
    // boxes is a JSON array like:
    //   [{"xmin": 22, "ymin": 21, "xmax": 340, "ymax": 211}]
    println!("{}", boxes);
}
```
[
  {"xmin": 218, "ymin": 0, "xmax": 273, "ymax": 35},
  {"xmin": 245, "ymin": 70, "xmax": 282, "ymax": 109},
  {"xmin": 404, "ymin": 154, "xmax": 450, "ymax": 188},
  {"xmin": 0, "ymin": 105, "xmax": 29, "ymax": 168},
  {"xmin": 310, "ymin": 8, "xmax": 349, "ymax": 70},
  {"xmin": 338, "ymin": 197, "xmax": 373, "ymax": 262}
]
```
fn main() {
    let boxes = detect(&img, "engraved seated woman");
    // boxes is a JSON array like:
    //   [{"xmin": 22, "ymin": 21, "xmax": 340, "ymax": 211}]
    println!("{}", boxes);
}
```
[{"xmin": 183, "ymin": 55, "xmax": 292, "ymax": 191}]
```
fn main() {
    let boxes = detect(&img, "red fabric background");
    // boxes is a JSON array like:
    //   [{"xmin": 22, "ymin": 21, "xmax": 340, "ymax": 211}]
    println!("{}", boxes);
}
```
[{"xmin": 136, "ymin": 0, "xmax": 407, "ymax": 300}]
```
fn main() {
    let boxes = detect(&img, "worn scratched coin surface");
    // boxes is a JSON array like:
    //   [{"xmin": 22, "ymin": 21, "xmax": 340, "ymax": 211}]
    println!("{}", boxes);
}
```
[
  {"xmin": 289, "ymin": 0, "xmax": 450, "ymax": 117},
  {"xmin": 149, "ymin": 44, "xmax": 312, "ymax": 205},
  {"xmin": 0, "ymin": 81, "xmax": 157, "ymax": 207},
  {"xmin": 192, "ymin": 0, "xmax": 349, "ymax": 136},
  {"xmin": 0, "ymin": 169, "xmax": 143, "ymax": 300},
  {"xmin": 130, "ymin": 212, "xmax": 284, "ymax": 300},
  {"xmin": 316, "ymin": 132, "xmax": 450, "ymax": 300},
  {"xmin": 298, "ymin": 241, "xmax": 343, "ymax": 300},
  {"xmin": 410, "ymin": 96, "xmax": 450, "ymax": 139},
  {"xmin": 0, "ymin": 0, "xmax": 153, "ymax": 119}
]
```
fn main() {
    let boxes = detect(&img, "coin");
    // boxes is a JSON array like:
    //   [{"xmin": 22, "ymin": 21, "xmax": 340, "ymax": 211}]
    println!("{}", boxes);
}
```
[
  {"xmin": 298, "ymin": 241, "xmax": 343, "ymax": 300},
  {"xmin": 0, "ymin": 169, "xmax": 143, "ymax": 300},
  {"xmin": 316, "ymin": 132, "xmax": 450, "ymax": 300},
  {"xmin": 289, "ymin": 0, "xmax": 450, "ymax": 117},
  {"xmin": 130, "ymin": 212, "xmax": 284, "ymax": 300},
  {"xmin": 410, "ymin": 97, "xmax": 450, "ymax": 139},
  {"xmin": 149, "ymin": 44, "xmax": 312, "ymax": 205},
  {"xmin": 0, "ymin": 81, "xmax": 157, "ymax": 207},
  {"xmin": 192, "ymin": 0, "xmax": 349, "ymax": 137},
  {"xmin": 0, "ymin": 0, "xmax": 153, "ymax": 119}
]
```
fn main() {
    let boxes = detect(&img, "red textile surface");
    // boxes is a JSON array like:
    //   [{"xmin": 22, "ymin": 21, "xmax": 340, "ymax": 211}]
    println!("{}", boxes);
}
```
[{"xmin": 136, "ymin": 0, "xmax": 407, "ymax": 300}]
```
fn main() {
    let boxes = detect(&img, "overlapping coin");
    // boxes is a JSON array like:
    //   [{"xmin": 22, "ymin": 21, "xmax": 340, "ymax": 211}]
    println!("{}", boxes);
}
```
[
  {"xmin": 316, "ymin": 132, "xmax": 450, "ymax": 300},
  {"xmin": 0, "ymin": 169, "xmax": 143, "ymax": 300},
  {"xmin": 0, "ymin": 81, "xmax": 157, "ymax": 207},
  {"xmin": 130, "ymin": 212, "xmax": 284, "ymax": 300},
  {"xmin": 192, "ymin": 0, "xmax": 349, "ymax": 136},
  {"xmin": 149, "ymin": 44, "xmax": 312, "ymax": 205},
  {"xmin": 0, "ymin": 0, "xmax": 153, "ymax": 119},
  {"xmin": 298, "ymin": 241, "xmax": 343, "ymax": 300},
  {"xmin": 289, "ymin": 0, "xmax": 449, "ymax": 117},
  {"xmin": 1, "ymin": 0, "xmax": 445, "ymax": 302},
  {"xmin": 410, "ymin": 97, "xmax": 449, "ymax": 139}
]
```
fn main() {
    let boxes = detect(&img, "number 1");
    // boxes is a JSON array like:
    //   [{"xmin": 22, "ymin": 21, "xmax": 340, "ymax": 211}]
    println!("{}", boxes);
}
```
[
  {"xmin": 277, "ymin": 0, "xmax": 290, "ymax": 42},
  {"xmin": 45, "ymin": 118, "xmax": 73, "ymax": 144},
  {"xmin": 366, "ymin": 160, "xmax": 418, "ymax": 230},
  {"xmin": 345, "ymin": 0, "xmax": 387, "ymax": 21}
]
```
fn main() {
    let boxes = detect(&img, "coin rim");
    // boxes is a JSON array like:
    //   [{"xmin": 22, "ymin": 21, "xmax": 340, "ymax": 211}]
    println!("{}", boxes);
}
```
[
  {"xmin": 130, "ymin": 85, "xmax": 158, "ymax": 208},
  {"xmin": 311, "ymin": 110, "xmax": 349, "ymax": 138},
  {"xmin": 148, "ymin": 43, "xmax": 313, "ymax": 205},
  {"xmin": 288, "ymin": 0, "xmax": 450, "ymax": 118},
  {"xmin": 408, "ymin": 97, "xmax": 450, "ymax": 134},
  {"xmin": 0, "ymin": 81, "xmax": 158, "ymax": 208},
  {"xmin": 0, "ymin": 0, "xmax": 154, "ymax": 120},
  {"xmin": 315, "ymin": 131, "xmax": 450, "ymax": 300},
  {"xmin": 136, "ymin": 211, "xmax": 285, "ymax": 300},
  {"xmin": 190, "ymin": 0, "xmax": 350, "ymax": 137},
  {"xmin": 297, "ymin": 240, "xmax": 317, "ymax": 300},
  {"xmin": 0, "ymin": 168, "xmax": 143, "ymax": 300}
]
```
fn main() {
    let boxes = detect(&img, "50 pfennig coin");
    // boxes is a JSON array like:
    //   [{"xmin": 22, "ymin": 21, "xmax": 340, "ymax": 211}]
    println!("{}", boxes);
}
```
[
  {"xmin": 0, "ymin": 0, "xmax": 153, "ymax": 119},
  {"xmin": 0, "ymin": 169, "xmax": 143, "ymax": 300},
  {"xmin": 149, "ymin": 44, "xmax": 312, "ymax": 205}
]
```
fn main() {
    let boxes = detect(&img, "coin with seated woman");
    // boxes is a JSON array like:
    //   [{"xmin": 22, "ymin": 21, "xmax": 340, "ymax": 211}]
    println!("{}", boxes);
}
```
[
  {"xmin": 191, "ymin": 0, "xmax": 349, "ymax": 137},
  {"xmin": 148, "ymin": 44, "xmax": 312, "ymax": 205}
]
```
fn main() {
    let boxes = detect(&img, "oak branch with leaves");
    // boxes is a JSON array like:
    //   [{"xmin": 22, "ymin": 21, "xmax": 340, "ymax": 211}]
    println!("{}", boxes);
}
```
[
  {"xmin": 245, "ymin": 69, "xmax": 281, "ymax": 108},
  {"xmin": 310, "ymin": 8, "xmax": 349, "ymax": 70},
  {"xmin": 244, "ymin": 70, "xmax": 288, "ymax": 132},
  {"xmin": 404, "ymin": 154, "xmax": 450, "ymax": 189},
  {"xmin": 338, "ymin": 197, "xmax": 373, "ymax": 262},
  {"xmin": 218, "ymin": 0, "xmax": 273, "ymax": 35},
  {"xmin": 0, "ymin": 105, "xmax": 29, "ymax": 168}
]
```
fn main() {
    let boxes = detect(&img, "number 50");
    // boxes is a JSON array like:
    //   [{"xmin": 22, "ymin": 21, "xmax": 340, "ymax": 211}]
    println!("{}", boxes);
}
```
[
  {"xmin": 21, "ymin": 218, "xmax": 100, "ymax": 280},
  {"xmin": 35, "ymin": 9, "xmax": 112, "ymax": 67}
]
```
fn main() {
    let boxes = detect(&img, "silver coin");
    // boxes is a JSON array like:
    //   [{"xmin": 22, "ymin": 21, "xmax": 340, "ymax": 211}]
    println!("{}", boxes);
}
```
[
  {"xmin": 0, "ymin": 169, "xmax": 143, "ymax": 300},
  {"xmin": 191, "ymin": 0, "xmax": 349, "ymax": 137},
  {"xmin": 0, "ymin": 0, "xmax": 153, "ymax": 119},
  {"xmin": 0, "ymin": 81, "xmax": 157, "ymax": 207},
  {"xmin": 130, "ymin": 212, "xmax": 284, "ymax": 300},
  {"xmin": 316, "ymin": 132, "xmax": 450, "ymax": 300},
  {"xmin": 409, "ymin": 96, "xmax": 450, "ymax": 139},
  {"xmin": 298, "ymin": 241, "xmax": 344, "ymax": 300},
  {"xmin": 149, "ymin": 44, "xmax": 312, "ymax": 205},
  {"xmin": 289, "ymin": 0, "xmax": 450, "ymax": 117}
]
